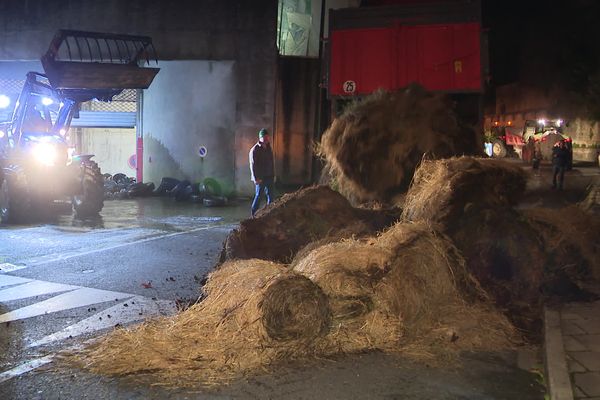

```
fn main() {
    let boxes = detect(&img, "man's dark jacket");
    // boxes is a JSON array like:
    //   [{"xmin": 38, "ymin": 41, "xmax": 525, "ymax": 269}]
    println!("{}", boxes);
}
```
[
  {"xmin": 249, "ymin": 142, "xmax": 274, "ymax": 183},
  {"xmin": 552, "ymin": 145, "xmax": 569, "ymax": 168}
]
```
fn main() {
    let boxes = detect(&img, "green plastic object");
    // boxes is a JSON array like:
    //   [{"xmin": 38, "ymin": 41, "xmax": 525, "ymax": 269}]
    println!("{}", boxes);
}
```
[{"xmin": 203, "ymin": 177, "xmax": 222, "ymax": 197}]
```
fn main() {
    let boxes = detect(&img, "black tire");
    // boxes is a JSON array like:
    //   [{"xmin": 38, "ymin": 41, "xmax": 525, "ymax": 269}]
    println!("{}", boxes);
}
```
[
  {"xmin": 112, "ymin": 173, "xmax": 128, "ymax": 184},
  {"xmin": 175, "ymin": 184, "xmax": 193, "ymax": 201},
  {"xmin": 153, "ymin": 177, "xmax": 180, "ymax": 196},
  {"xmin": 73, "ymin": 160, "xmax": 104, "ymax": 217},
  {"xmin": 0, "ymin": 166, "xmax": 31, "ymax": 224},
  {"xmin": 492, "ymin": 139, "xmax": 508, "ymax": 158},
  {"xmin": 169, "ymin": 180, "xmax": 191, "ymax": 198},
  {"xmin": 203, "ymin": 196, "xmax": 227, "ymax": 207}
]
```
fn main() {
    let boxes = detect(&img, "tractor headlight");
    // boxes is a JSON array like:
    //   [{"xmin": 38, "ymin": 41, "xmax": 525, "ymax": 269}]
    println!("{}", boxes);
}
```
[
  {"xmin": 0, "ymin": 95, "xmax": 10, "ymax": 109},
  {"xmin": 32, "ymin": 142, "xmax": 58, "ymax": 166}
]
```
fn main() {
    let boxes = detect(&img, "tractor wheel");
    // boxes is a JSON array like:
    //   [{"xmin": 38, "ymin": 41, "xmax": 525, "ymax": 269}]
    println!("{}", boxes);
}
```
[
  {"xmin": 492, "ymin": 139, "xmax": 508, "ymax": 158},
  {"xmin": 0, "ymin": 166, "xmax": 31, "ymax": 224},
  {"xmin": 72, "ymin": 160, "xmax": 104, "ymax": 218}
]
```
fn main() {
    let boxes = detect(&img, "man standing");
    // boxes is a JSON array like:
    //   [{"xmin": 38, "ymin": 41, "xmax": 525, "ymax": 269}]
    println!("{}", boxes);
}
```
[
  {"xmin": 552, "ymin": 140, "xmax": 569, "ymax": 190},
  {"xmin": 249, "ymin": 128, "xmax": 275, "ymax": 216}
]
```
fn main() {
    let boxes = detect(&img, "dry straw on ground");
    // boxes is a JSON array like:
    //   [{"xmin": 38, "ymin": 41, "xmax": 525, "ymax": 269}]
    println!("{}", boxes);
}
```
[
  {"xmin": 68, "ymin": 223, "xmax": 517, "ymax": 388},
  {"xmin": 318, "ymin": 86, "xmax": 481, "ymax": 203},
  {"xmin": 524, "ymin": 205, "xmax": 600, "ymax": 284},
  {"xmin": 68, "ymin": 260, "xmax": 333, "ymax": 387}
]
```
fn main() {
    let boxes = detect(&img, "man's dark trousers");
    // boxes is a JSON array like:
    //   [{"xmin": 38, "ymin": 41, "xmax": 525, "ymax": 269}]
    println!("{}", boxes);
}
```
[
  {"xmin": 552, "ymin": 165, "xmax": 565, "ymax": 189},
  {"xmin": 251, "ymin": 180, "xmax": 273, "ymax": 216}
]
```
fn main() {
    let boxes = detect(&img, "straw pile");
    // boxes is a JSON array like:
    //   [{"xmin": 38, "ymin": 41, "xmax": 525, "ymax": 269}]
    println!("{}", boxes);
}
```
[
  {"xmin": 69, "ymin": 223, "xmax": 518, "ymax": 387},
  {"xmin": 293, "ymin": 222, "xmax": 517, "ymax": 356},
  {"xmin": 402, "ymin": 157, "xmax": 598, "ymax": 334},
  {"xmin": 221, "ymin": 185, "xmax": 400, "ymax": 263},
  {"xmin": 524, "ymin": 206, "xmax": 600, "ymax": 286},
  {"xmin": 70, "ymin": 260, "xmax": 332, "ymax": 386},
  {"xmin": 402, "ymin": 157, "xmax": 527, "ymax": 226},
  {"xmin": 318, "ymin": 85, "xmax": 482, "ymax": 203}
]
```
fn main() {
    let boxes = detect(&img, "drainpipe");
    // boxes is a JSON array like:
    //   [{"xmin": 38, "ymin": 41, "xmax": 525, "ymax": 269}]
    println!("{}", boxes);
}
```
[{"xmin": 136, "ymin": 89, "xmax": 144, "ymax": 183}]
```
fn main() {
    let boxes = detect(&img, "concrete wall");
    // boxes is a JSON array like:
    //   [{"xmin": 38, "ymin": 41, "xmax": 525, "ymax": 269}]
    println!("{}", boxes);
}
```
[
  {"xmin": 0, "ymin": 0, "xmax": 278, "ymax": 196},
  {"xmin": 564, "ymin": 119, "xmax": 600, "ymax": 162},
  {"xmin": 142, "ymin": 61, "xmax": 236, "ymax": 194}
]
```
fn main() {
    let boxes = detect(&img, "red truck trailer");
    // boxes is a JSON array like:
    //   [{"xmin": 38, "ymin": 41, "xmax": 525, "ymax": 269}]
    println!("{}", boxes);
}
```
[{"xmin": 327, "ymin": 0, "xmax": 484, "ymax": 125}]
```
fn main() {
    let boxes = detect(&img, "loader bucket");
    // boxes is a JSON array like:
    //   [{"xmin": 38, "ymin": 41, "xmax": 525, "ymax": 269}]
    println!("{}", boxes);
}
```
[{"xmin": 41, "ymin": 30, "xmax": 159, "ymax": 91}]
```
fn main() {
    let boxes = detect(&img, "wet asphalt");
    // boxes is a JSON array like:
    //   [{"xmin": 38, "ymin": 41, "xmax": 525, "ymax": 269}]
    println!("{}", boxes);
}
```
[{"xmin": 0, "ymin": 169, "xmax": 581, "ymax": 398}]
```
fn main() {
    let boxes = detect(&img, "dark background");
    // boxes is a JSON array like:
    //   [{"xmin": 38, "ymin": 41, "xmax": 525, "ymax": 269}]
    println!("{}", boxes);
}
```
[{"xmin": 483, "ymin": 0, "xmax": 600, "ymax": 117}]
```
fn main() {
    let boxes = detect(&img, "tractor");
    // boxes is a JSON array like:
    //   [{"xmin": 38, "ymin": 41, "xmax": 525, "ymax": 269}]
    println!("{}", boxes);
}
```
[
  {"xmin": 0, "ymin": 30, "xmax": 159, "ymax": 223},
  {"xmin": 487, "ymin": 118, "xmax": 572, "ymax": 163}
]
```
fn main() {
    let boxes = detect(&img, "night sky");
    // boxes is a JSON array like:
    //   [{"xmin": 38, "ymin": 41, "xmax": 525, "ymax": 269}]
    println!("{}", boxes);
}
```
[
  {"xmin": 483, "ymin": 0, "xmax": 600, "ymax": 86},
  {"xmin": 482, "ymin": 0, "xmax": 600, "ymax": 117}
]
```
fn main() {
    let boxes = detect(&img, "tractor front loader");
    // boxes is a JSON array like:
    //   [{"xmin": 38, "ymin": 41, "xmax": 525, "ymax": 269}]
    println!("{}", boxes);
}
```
[{"xmin": 0, "ymin": 30, "xmax": 159, "ymax": 223}]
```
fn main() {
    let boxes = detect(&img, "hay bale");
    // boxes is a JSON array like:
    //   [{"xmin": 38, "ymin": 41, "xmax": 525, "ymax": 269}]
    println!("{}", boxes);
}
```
[
  {"xmin": 259, "ymin": 275, "xmax": 331, "ymax": 340},
  {"xmin": 401, "ymin": 157, "xmax": 598, "ymax": 335},
  {"xmin": 68, "ymin": 259, "xmax": 332, "ymax": 386},
  {"xmin": 402, "ymin": 157, "xmax": 527, "ymax": 225},
  {"xmin": 318, "ymin": 86, "xmax": 482, "ymax": 203},
  {"xmin": 202, "ymin": 260, "xmax": 332, "ymax": 341},
  {"xmin": 292, "ymin": 239, "xmax": 393, "ymax": 319},
  {"xmin": 293, "ymin": 222, "xmax": 517, "ymax": 356},
  {"xmin": 221, "ymin": 185, "xmax": 400, "ymax": 263}
]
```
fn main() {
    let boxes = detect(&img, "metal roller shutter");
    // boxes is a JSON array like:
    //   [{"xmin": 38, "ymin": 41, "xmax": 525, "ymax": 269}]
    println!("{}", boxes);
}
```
[{"xmin": 71, "ymin": 111, "xmax": 136, "ymax": 128}]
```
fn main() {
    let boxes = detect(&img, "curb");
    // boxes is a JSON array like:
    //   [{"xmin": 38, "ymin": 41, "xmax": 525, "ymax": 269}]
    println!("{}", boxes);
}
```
[{"xmin": 544, "ymin": 307, "xmax": 574, "ymax": 400}]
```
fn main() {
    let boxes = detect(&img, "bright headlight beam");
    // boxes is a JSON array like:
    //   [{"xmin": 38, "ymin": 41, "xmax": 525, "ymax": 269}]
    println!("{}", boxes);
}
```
[
  {"xmin": 32, "ymin": 143, "xmax": 57, "ymax": 166},
  {"xmin": 41, "ymin": 97, "xmax": 54, "ymax": 106},
  {"xmin": 0, "ymin": 95, "xmax": 10, "ymax": 109}
]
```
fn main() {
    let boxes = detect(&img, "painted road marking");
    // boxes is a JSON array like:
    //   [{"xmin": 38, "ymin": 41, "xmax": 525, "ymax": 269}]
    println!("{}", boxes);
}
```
[
  {"xmin": 0, "ymin": 263, "xmax": 27, "ymax": 273},
  {"xmin": 0, "ymin": 279, "xmax": 178, "ymax": 382},
  {"xmin": 0, "ymin": 287, "xmax": 133, "ymax": 323},
  {"xmin": 26, "ymin": 225, "xmax": 221, "ymax": 268},
  {"xmin": 29, "ymin": 296, "xmax": 176, "ymax": 348},
  {"xmin": 0, "ymin": 274, "xmax": 32, "ymax": 288},
  {"xmin": 0, "ymin": 356, "xmax": 53, "ymax": 384},
  {"xmin": 0, "ymin": 280, "xmax": 78, "ymax": 302}
]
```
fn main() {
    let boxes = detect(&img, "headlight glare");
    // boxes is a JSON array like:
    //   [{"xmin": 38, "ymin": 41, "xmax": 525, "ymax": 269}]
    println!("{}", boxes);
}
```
[{"xmin": 32, "ymin": 142, "xmax": 57, "ymax": 166}]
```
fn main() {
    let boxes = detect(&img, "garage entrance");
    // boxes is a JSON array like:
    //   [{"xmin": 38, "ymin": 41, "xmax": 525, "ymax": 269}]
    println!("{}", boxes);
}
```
[{"xmin": 72, "ymin": 89, "xmax": 138, "ymax": 177}]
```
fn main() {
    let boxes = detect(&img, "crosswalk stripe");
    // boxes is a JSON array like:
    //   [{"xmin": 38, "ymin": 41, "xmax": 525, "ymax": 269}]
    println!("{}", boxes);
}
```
[
  {"xmin": 0, "ymin": 287, "xmax": 133, "ymax": 323},
  {"xmin": 0, "ymin": 356, "xmax": 53, "ymax": 384},
  {"xmin": 0, "ymin": 280, "xmax": 78, "ymax": 302},
  {"xmin": 0, "ymin": 263, "xmax": 27, "ymax": 273},
  {"xmin": 0, "ymin": 274, "xmax": 32, "ymax": 288},
  {"xmin": 29, "ymin": 296, "xmax": 177, "ymax": 348}
]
